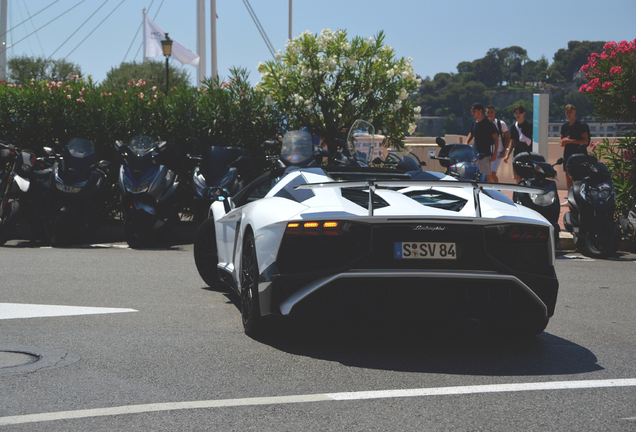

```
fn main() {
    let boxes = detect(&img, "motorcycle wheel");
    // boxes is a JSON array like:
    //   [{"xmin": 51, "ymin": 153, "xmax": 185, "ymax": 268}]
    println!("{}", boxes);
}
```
[
  {"xmin": 583, "ymin": 222, "xmax": 621, "ymax": 258},
  {"xmin": 124, "ymin": 221, "xmax": 151, "ymax": 248},
  {"xmin": 0, "ymin": 200, "xmax": 20, "ymax": 245},
  {"xmin": 193, "ymin": 218, "xmax": 222, "ymax": 288},
  {"xmin": 48, "ymin": 213, "xmax": 69, "ymax": 247}
]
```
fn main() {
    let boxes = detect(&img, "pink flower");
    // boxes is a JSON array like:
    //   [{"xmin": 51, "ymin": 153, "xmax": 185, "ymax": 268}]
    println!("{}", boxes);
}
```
[
  {"xmin": 624, "ymin": 151, "xmax": 634, "ymax": 161},
  {"xmin": 579, "ymin": 84, "xmax": 588, "ymax": 92},
  {"xmin": 581, "ymin": 64, "xmax": 590, "ymax": 72},
  {"xmin": 66, "ymin": 95, "xmax": 71, "ymax": 99},
  {"xmin": 589, "ymin": 141, "xmax": 600, "ymax": 152},
  {"xmin": 610, "ymin": 66, "xmax": 623, "ymax": 74},
  {"xmin": 76, "ymin": 97, "xmax": 84, "ymax": 103},
  {"xmin": 602, "ymin": 82, "xmax": 613, "ymax": 90}
]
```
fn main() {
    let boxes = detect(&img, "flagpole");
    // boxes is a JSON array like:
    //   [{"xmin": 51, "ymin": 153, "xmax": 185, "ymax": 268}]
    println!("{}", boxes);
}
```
[
  {"xmin": 210, "ymin": 0, "xmax": 217, "ymax": 80},
  {"xmin": 142, "ymin": 8, "xmax": 147, "ymax": 63},
  {"xmin": 288, "ymin": 0, "xmax": 292, "ymax": 41},
  {"xmin": 1, "ymin": 0, "xmax": 7, "ymax": 80},
  {"xmin": 196, "ymin": 0, "xmax": 207, "ymax": 87}
]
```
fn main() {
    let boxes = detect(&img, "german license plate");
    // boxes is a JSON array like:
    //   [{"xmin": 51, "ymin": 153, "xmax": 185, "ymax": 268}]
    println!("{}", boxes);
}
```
[{"xmin": 394, "ymin": 242, "xmax": 457, "ymax": 259}]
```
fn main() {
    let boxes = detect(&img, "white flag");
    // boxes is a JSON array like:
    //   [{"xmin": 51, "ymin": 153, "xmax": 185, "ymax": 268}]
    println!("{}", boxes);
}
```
[{"xmin": 143, "ymin": 15, "xmax": 199, "ymax": 67}]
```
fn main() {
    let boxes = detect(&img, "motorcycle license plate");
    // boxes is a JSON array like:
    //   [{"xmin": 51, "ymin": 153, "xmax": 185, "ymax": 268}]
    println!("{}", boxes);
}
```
[{"xmin": 394, "ymin": 242, "xmax": 457, "ymax": 259}]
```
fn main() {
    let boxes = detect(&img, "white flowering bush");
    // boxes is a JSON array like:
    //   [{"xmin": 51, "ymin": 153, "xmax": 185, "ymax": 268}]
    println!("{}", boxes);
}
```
[{"xmin": 257, "ymin": 29, "xmax": 420, "ymax": 153}]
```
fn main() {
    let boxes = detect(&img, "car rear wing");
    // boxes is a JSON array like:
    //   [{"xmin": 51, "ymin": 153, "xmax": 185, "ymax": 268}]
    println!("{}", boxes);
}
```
[{"xmin": 295, "ymin": 180, "xmax": 546, "ymax": 217}]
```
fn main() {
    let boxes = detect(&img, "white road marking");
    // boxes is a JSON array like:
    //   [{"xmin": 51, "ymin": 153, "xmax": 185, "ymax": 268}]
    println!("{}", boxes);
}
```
[
  {"xmin": 0, "ymin": 378, "xmax": 635, "ymax": 425},
  {"xmin": 0, "ymin": 303, "xmax": 137, "ymax": 320}
]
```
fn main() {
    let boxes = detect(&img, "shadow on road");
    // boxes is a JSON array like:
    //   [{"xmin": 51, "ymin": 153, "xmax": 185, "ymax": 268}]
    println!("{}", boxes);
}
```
[{"xmin": 253, "ymin": 317, "xmax": 602, "ymax": 377}]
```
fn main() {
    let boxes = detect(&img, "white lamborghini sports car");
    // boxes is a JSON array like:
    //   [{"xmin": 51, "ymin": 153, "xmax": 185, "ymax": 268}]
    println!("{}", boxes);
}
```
[{"xmin": 194, "ymin": 124, "xmax": 559, "ymax": 336}]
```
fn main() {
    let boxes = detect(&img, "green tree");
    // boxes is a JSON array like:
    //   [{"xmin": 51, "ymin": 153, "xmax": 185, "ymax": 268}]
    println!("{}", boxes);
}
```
[
  {"xmin": 7, "ymin": 55, "xmax": 82, "ymax": 83},
  {"xmin": 102, "ymin": 60, "xmax": 191, "ymax": 91},
  {"xmin": 258, "ymin": 29, "xmax": 421, "ymax": 152},
  {"xmin": 546, "ymin": 41, "xmax": 605, "ymax": 84}
]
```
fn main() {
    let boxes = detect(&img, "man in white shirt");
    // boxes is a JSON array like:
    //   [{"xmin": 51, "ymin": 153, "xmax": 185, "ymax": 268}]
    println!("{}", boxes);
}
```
[{"xmin": 485, "ymin": 105, "xmax": 510, "ymax": 183}]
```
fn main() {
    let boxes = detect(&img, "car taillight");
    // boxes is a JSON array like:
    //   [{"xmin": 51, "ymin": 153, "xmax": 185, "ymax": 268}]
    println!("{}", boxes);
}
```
[
  {"xmin": 285, "ymin": 221, "xmax": 345, "ymax": 236},
  {"xmin": 485, "ymin": 224, "xmax": 549, "ymax": 241}
]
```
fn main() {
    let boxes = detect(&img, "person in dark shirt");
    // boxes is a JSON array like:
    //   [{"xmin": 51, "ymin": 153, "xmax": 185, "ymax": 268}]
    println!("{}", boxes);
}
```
[
  {"xmin": 503, "ymin": 105, "xmax": 533, "ymax": 180},
  {"xmin": 466, "ymin": 103, "xmax": 498, "ymax": 181},
  {"xmin": 560, "ymin": 104, "xmax": 589, "ymax": 191}
]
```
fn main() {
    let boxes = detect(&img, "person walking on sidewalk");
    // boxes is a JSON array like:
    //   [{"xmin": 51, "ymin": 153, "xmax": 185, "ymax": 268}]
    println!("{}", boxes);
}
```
[
  {"xmin": 485, "ymin": 105, "xmax": 510, "ymax": 183},
  {"xmin": 560, "ymin": 104, "xmax": 589, "ymax": 192},
  {"xmin": 503, "ymin": 105, "xmax": 533, "ymax": 181},
  {"xmin": 466, "ymin": 103, "xmax": 498, "ymax": 182}
]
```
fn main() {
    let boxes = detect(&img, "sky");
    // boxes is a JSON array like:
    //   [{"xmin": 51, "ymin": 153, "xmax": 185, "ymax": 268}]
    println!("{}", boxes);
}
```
[{"xmin": 2, "ymin": 0, "xmax": 635, "ymax": 86}]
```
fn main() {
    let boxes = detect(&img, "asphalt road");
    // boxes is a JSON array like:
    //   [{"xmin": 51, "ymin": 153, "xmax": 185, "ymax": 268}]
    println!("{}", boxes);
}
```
[{"xmin": 1, "ymin": 228, "xmax": 636, "ymax": 431}]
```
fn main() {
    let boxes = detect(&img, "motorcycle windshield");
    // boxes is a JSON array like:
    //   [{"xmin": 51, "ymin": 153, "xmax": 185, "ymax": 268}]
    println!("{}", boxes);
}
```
[
  {"xmin": 281, "ymin": 130, "xmax": 314, "ymax": 166},
  {"xmin": 347, "ymin": 120, "xmax": 374, "ymax": 164},
  {"xmin": 449, "ymin": 145, "xmax": 478, "ymax": 166},
  {"xmin": 128, "ymin": 136, "xmax": 157, "ymax": 156},
  {"xmin": 201, "ymin": 147, "xmax": 230, "ymax": 183},
  {"xmin": 66, "ymin": 138, "xmax": 96, "ymax": 158}
]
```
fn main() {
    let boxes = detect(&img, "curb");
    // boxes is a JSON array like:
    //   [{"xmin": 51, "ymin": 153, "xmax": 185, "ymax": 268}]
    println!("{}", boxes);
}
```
[{"xmin": 557, "ymin": 231, "xmax": 633, "ymax": 252}]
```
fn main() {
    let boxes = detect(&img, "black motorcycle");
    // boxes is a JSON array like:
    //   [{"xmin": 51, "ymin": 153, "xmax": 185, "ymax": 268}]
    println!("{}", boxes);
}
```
[
  {"xmin": 1, "ymin": 141, "xmax": 35, "ymax": 244},
  {"xmin": 563, "ymin": 152, "xmax": 622, "ymax": 258},
  {"xmin": 187, "ymin": 145, "xmax": 250, "ymax": 226},
  {"xmin": 43, "ymin": 138, "xmax": 111, "ymax": 246},
  {"xmin": 431, "ymin": 137, "xmax": 486, "ymax": 181},
  {"xmin": 511, "ymin": 152, "xmax": 563, "ymax": 245},
  {"xmin": 114, "ymin": 136, "xmax": 183, "ymax": 247}
]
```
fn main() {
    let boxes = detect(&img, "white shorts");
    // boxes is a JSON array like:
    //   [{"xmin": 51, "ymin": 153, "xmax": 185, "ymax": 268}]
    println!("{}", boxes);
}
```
[
  {"xmin": 491, "ymin": 152, "xmax": 503, "ymax": 172},
  {"xmin": 477, "ymin": 156, "xmax": 492, "ymax": 175}
]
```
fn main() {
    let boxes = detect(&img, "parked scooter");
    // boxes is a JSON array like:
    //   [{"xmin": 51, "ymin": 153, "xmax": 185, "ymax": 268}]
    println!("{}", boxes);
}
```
[
  {"xmin": 43, "ymin": 138, "xmax": 111, "ymax": 246},
  {"xmin": 563, "ymin": 152, "xmax": 622, "ymax": 257},
  {"xmin": 114, "ymin": 136, "xmax": 182, "ymax": 247},
  {"xmin": 187, "ymin": 145, "xmax": 250, "ymax": 226},
  {"xmin": 431, "ymin": 137, "xmax": 486, "ymax": 181},
  {"xmin": 511, "ymin": 152, "xmax": 564, "ymax": 245}
]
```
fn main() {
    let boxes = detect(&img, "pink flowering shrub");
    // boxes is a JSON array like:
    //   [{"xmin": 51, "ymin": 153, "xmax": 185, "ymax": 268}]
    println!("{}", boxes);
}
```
[
  {"xmin": 579, "ymin": 39, "xmax": 636, "ymax": 122},
  {"xmin": 581, "ymin": 40, "xmax": 636, "ymax": 217}
]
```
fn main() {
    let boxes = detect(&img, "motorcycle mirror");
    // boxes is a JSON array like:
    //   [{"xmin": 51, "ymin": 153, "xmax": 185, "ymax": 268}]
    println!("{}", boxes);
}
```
[
  {"xmin": 555, "ymin": 157, "xmax": 564, "ymax": 166},
  {"xmin": 114, "ymin": 140, "xmax": 124, "ymax": 151},
  {"xmin": 435, "ymin": 137, "xmax": 446, "ymax": 147},
  {"xmin": 43, "ymin": 147, "xmax": 55, "ymax": 156},
  {"xmin": 420, "ymin": 161, "xmax": 427, "ymax": 167},
  {"xmin": 334, "ymin": 138, "xmax": 346, "ymax": 149},
  {"xmin": 98, "ymin": 160, "xmax": 111, "ymax": 168},
  {"xmin": 262, "ymin": 140, "xmax": 278, "ymax": 150}
]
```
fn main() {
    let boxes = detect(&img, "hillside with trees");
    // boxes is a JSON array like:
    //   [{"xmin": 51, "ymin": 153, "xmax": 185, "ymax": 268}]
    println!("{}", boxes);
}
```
[{"xmin": 412, "ymin": 41, "xmax": 605, "ymax": 136}]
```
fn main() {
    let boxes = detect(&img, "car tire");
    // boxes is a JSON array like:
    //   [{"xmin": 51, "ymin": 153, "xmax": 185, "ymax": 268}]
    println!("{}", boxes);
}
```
[
  {"xmin": 240, "ymin": 230, "xmax": 269, "ymax": 336},
  {"xmin": 193, "ymin": 217, "xmax": 221, "ymax": 288},
  {"xmin": 0, "ymin": 200, "xmax": 20, "ymax": 245}
]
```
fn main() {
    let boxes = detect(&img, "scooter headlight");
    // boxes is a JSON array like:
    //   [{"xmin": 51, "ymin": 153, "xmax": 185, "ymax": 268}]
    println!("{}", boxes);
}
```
[
  {"xmin": 123, "ymin": 175, "xmax": 152, "ymax": 193},
  {"xmin": 529, "ymin": 189, "xmax": 556, "ymax": 206}
]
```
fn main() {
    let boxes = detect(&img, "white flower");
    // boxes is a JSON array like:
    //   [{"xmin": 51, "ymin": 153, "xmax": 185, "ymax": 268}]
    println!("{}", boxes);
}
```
[
  {"xmin": 408, "ymin": 122, "xmax": 417, "ymax": 135},
  {"xmin": 257, "ymin": 62, "xmax": 265, "ymax": 73},
  {"xmin": 265, "ymin": 94, "xmax": 274, "ymax": 105},
  {"xmin": 344, "ymin": 58, "xmax": 358, "ymax": 67},
  {"xmin": 413, "ymin": 106, "xmax": 422, "ymax": 114},
  {"xmin": 398, "ymin": 89, "xmax": 408, "ymax": 101},
  {"xmin": 367, "ymin": 37, "xmax": 375, "ymax": 45},
  {"xmin": 274, "ymin": 50, "xmax": 282, "ymax": 62}
]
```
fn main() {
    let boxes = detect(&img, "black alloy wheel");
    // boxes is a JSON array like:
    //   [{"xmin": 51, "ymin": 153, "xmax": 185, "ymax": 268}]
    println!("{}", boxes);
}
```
[
  {"xmin": 193, "ymin": 218, "xmax": 221, "ymax": 288},
  {"xmin": 240, "ymin": 231, "xmax": 268, "ymax": 336}
]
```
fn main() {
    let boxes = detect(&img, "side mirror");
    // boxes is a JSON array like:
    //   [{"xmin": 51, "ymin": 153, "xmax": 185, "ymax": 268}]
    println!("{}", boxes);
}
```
[
  {"xmin": 555, "ymin": 157, "xmax": 564, "ymax": 166},
  {"xmin": 114, "ymin": 140, "xmax": 124, "ymax": 151},
  {"xmin": 334, "ymin": 138, "xmax": 346, "ymax": 149},
  {"xmin": 43, "ymin": 147, "xmax": 55, "ymax": 156},
  {"xmin": 435, "ymin": 137, "xmax": 446, "ymax": 147},
  {"xmin": 420, "ymin": 161, "xmax": 427, "ymax": 167},
  {"xmin": 262, "ymin": 140, "xmax": 278, "ymax": 151}
]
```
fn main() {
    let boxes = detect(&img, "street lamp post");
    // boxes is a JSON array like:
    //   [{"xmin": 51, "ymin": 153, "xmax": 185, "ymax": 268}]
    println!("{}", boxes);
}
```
[{"xmin": 161, "ymin": 33, "xmax": 173, "ymax": 93}]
